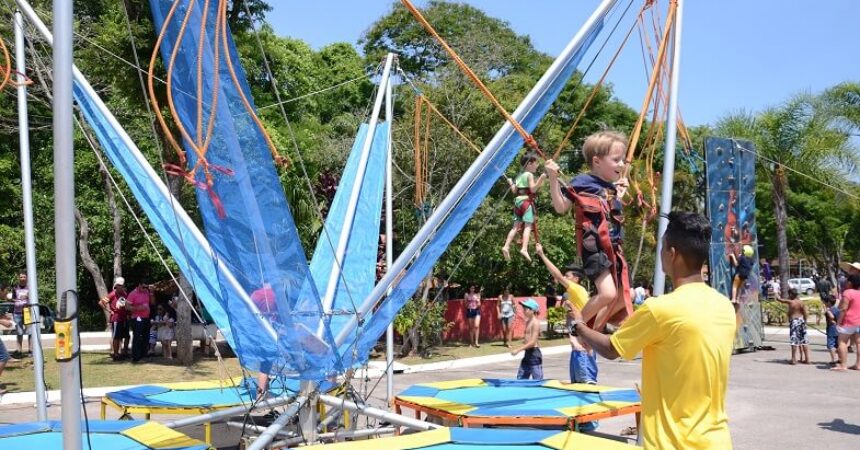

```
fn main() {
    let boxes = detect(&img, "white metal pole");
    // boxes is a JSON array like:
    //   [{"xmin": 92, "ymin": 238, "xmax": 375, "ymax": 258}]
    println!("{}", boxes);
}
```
[
  {"xmin": 318, "ymin": 394, "xmax": 440, "ymax": 431},
  {"xmin": 384, "ymin": 54, "xmax": 395, "ymax": 406},
  {"xmin": 335, "ymin": 0, "xmax": 619, "ymax": 348},
  {"xmin": 652, "ymin": 0, "xmax": 684, "ymax": 296},
  {"xmin": 320, "ymin": 53, "xmax": 395, "ymax": 318},
  {"xmin": 14, "ymin": 9, "xmax": 48, "ymax": 421},
  {"xmin": 246, "ymin": 395, "xmax": 309, "ymax": 450},
  {"xmin": 52, "ymin": 0, "xmax": 82, "ymax": 448}
]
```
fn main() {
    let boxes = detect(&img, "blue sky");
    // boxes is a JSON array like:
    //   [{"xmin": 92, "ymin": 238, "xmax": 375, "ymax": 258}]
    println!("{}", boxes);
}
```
[{"xmin": 267, "ymin": 1, "xmax": 859, "ymax": 126}]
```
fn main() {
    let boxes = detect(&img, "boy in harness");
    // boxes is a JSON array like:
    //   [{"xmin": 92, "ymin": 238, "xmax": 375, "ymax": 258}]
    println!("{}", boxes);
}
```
[
  {"xmin": 503, "ymin": 152, "xmax": 546, "ymax": 262},
  {"xmin": 545, "ymin": 131, "xmax": 632, "ymax": 330}
]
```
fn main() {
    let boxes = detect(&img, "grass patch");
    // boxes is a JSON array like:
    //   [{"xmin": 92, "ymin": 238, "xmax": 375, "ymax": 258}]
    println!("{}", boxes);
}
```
[
  {"xmin": 398, "ymin": 336, "xmax": 571, "ymax": 365},
  {"xmin": 0, "ymin": 351, "xmax": 243, "ymax": 393}
]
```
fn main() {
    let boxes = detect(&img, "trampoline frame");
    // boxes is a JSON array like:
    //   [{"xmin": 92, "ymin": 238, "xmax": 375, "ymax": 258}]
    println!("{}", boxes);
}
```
[{"xmin": 393, "ymin": 379, "xmax": 641, "ymax": 433}]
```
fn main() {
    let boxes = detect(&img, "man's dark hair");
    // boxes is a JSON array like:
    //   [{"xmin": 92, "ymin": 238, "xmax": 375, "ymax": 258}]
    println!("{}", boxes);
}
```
[
  {"xmin": 787, "ymin": 288, "xmax": 799, "ymax": 299},
  {"xmin": 847, "ymin": 273, "xmax": 860, "ymax": 290},
  {"xmin": 664, "ymin": 211, "xmax": 711, "ymax": 268}
]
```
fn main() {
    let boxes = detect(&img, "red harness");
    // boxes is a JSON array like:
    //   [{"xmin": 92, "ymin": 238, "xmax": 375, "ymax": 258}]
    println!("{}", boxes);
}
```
[
  {"xmin": 513, "ymin": 189, "xmax": 540, "ymax": 242},
  {"xmin": 564, "ymin": 186, "xmax": 633, "ymax": 329}
]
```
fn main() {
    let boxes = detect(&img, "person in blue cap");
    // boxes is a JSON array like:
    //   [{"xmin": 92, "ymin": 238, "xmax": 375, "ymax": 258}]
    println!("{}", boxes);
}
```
[{"xmin": 511, "ymin": 298, "xmax": 542, "ymax": 380}]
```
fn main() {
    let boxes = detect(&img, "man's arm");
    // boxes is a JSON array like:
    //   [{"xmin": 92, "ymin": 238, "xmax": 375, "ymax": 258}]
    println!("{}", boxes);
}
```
[
  {"xmin": 535, "ymin": 244, "xmax": 567, "ymax": 286},
  {"xmin": 568, "ymin": 304, "xmax": 619, "ymax": 359},
  {"xmin": 545, "ymin": 160, "xmax": 572, "ymax": 214},
  {"xmin": 802, "ymin": 302, "xmax": 808, "ymax": 322}
]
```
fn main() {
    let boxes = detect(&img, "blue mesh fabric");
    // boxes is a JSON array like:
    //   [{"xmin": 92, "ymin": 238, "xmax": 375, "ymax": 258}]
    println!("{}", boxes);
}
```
[
  {"xmin": 148, "ymin": 0, "xmax": 334, "ymax": 378},
  {"xmin": 72, "ymin": 79, "xmax": 238, "ymax": 350}
]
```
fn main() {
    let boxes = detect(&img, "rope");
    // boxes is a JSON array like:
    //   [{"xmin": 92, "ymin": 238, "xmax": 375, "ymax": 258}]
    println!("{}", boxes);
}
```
[
  {"xmin": 552, "ymin": 0, "xmax": 646, "ymax": 161},
  {"xmin": 400, "ymin": 0, "xmax": 543, "ymax": 155}
]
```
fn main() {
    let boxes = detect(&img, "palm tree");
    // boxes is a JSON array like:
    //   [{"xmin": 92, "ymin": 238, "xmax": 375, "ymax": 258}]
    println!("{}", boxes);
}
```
[{"xmin": 716, "ymin": 83, "xmax": 860, "ymax": 291}]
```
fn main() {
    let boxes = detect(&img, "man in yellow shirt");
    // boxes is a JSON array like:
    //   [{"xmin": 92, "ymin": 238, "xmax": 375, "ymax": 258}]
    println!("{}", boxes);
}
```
[{"xmin": 569, "ymin": 211, "xmax": 736, "ymax": 449}]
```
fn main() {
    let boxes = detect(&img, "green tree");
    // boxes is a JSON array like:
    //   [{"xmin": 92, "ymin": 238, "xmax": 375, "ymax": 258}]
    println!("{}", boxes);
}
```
[{"xmin": 716, "ymin": 83, "xmax": 860, "ymax": 290}]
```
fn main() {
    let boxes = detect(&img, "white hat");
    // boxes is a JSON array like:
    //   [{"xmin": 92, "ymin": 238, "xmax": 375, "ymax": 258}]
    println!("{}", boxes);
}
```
[
  {"xmin": 114, "ymin": 277, "xmax": 125, "ymax": 287},
  {"xmin": 839, "ymin": 262, "xmax": 860, "ymax": 274}
]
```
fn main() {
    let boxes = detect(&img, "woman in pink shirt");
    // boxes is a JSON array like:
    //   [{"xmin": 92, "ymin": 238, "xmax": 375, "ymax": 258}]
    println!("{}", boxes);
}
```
[
  {"xmin": 464, "ymin": 286, "xmax": 482, "ymax": 348},
  {"xmin": 834, "ymin": 273, "xmax": 860, "ymax": 371}
]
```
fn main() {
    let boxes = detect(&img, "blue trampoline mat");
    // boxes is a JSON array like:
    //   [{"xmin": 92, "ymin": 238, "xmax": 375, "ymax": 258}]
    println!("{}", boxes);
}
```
[{"xmin": 437, "ymin": 386, "xmax": 601, "ymax": 412}]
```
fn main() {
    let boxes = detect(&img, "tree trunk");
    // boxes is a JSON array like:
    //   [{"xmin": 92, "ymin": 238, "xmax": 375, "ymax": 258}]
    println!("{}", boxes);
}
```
[
  {"xmin": 175, "ymin": 286, "xmax": 194, "ymax": 366},
  {"xmin": 399, "ymin": 276, "xmax": 433, "ymax": 357},
  {"xmin": 75, "ymin": 208, "xmax": 110, "ymax": 329},
  {"xmin": 773, "ymin": 167, "xmax": 790, "ymax": 295},
  {"xmin": 101, "ymin": 165, "xmax": 123, "ymax": 280}
]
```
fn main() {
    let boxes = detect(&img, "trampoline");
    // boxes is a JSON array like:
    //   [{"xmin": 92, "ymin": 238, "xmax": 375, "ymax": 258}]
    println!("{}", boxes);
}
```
[
  {"xmin": 394, "ymin": 379, "xmax": 640, "ymax": 430},
  {"xmin": 0, "ymin": 420, "xmax": 209, "ymax": 450},
  {"xmin": 303, "ymin": 427, "xmax": 636, "ymax": 449},
  {"xmin": 101, "ymin": 377, "xmax": 337, "ymax": 443}
]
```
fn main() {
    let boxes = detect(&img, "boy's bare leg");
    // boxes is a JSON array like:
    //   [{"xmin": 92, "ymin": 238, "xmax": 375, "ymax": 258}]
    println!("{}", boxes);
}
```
[
  {"xmin": 852, "ymin": 334, "xmax": 860, "ymax": 370},
  {"xmin": 581, "ymin": 271, "xmax": 617, "ymax": 326},
  {"xmin": 790, "ymin": 345, "xmax": 797, "ymax": 365},
  {"xmin": 519, "ymin": 225, "xmax": 532, "ymax": 261},
  {"xmin": 832, "ymin": 335, "xmax": 849, "ymax": 371},
  {"xmin": 801, "ymin": 344, "xmax": 810, "ymax": 364},
  {"xmin": 502, "ymin": 226, "xmax": 518, "ymax": 261}
]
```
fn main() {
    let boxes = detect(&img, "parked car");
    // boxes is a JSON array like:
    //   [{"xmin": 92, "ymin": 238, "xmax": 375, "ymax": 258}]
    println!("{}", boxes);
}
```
[{"xmin": 787, "ymin": 278, "xmax": 816, "ymax": 296}]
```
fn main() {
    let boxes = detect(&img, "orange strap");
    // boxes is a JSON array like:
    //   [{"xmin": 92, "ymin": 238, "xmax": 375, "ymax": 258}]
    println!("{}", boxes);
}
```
[
  {"xmin": 148, "ymin": 0, "xmax": 290, "ymax": 197},
  {"xmin": 400, "ymin": 0, "xmax": 543, "ymax": 156}
]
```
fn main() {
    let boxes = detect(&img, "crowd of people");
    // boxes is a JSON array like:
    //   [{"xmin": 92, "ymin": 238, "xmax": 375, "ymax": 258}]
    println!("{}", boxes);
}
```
[{"xmin": 98, "ymin": 277, "xmax": 176, "ymax": 362}]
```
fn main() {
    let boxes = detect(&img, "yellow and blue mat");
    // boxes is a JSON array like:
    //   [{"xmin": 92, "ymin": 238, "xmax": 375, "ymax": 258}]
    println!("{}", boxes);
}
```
[
  {"xmin": 0, "ymin": 420, "xmax": 210, "ymax": 449},
  {"xmin": 303, "ymin": 427, "xmax": 636, "ymax": 449},
  {"xmin": 394, "ymin": 379, "xmax": 640, "ymax": 428}
]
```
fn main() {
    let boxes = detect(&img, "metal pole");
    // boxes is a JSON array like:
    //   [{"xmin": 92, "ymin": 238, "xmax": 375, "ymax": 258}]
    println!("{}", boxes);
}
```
[
  {"xmin": 297, "ymin": 381, "xmax": 318, "ymax": 444},
  {"xmin": 14, "ymin": 9, "xmax": 47, "ymax": 421},
  {"xmin": 384, "ymin": 54, "xmax": 395, "ymax": 407},
  {"xmin": 335, "ymin": 0, "xmax": 618, "ymax": 348},
  {"xmin": 273, "ymin": 426, "xmax": 396, "ymax": 448},
  {"xmin": 165, "ymin": 394, "xmax": 296, "ymax": 429},
  {"xmin": 320, "ymin": 53, "xmax": 395, "ymax": 318},
  {"xmin": 652, "ymin": 0, "xmax": 684, "ymax": 296},
  {"xmin": 318, "ymin": 394, "xmax": 440, "ymax": 431},
  {"xmin": 52, "ymin": 0, "xmax": 81, "ymax": 448},
  {"xmin": 246, "ymin": 396, "xmax": 308, "ymax": 450}
]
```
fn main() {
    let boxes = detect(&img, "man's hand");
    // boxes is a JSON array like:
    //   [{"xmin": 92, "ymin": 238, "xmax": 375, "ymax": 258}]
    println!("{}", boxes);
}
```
[
  {"xmin": 545, "ymin": 159, "xmax": 560, "ymax": 178},
  {"xmin": 510, "ymin": 348, "xmax": 520, "ymax": 356}
]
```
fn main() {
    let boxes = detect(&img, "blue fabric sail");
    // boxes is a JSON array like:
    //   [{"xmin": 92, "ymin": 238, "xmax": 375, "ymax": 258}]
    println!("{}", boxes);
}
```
[
  {"xmin": 335, "ymin": 22, "xmax": 605, "ymax": 369},
  {"xmin": 307, "ymin": 122, "xmax": 389, "ymax": 347},
  {"xmin": 72, "ymin": 79, "xmax": 240, "ymax": 351},
  {"xmin": 148, "ymin": 0, "xmax": 335, "ymax": 378}
]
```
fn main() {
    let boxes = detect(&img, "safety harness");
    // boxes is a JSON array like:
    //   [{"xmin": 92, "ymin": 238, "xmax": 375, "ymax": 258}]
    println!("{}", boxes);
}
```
[{"xmin": 564, "ymin": 186, "xmax": 633, "ymax": 329}]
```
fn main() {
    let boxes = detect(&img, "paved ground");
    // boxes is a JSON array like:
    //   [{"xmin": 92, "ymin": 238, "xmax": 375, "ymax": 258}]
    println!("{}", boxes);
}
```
[{"xmin": 1, "ymin": 329, "xmax": 858, "ymax": 448}]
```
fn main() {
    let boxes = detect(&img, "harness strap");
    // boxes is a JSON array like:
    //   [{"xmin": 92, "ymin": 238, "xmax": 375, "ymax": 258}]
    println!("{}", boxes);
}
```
[
  {"xmin": 563, "ymin": 186, "xmax": 632, "ymax": 328},
  {"xmin": 514, "ymin": 193, "xmax": 540, "ymax": 243}
]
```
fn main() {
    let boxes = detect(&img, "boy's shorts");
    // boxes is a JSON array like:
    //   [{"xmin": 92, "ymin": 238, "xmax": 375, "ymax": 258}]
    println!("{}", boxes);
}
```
[
  {"xmin": 827, "ymin": 332, "xmax": 838, "ymax": 350},
  {"xmin": 111, "ymin": 321, "xmax": 129, "ymax": 340},
  {"xmin": 581, "ymin": 232, "xmax": 614, "ymax": 281},
  {"xmin": 513, "ymin": 197, "xmax": 535, "ymax": 224},
  {"xmin": 789, "ymin": 318, "xmax": 808, "ymax": 346},
  {"xmin": 569, "ymin": 350, "xmax": 598, "ymax": 384},
  {"xmin": 13, "ymin": 313, "xmax": 25, "ymax": 336},
  {"xmin": 0, "ymin": 339, "xmax": 9, "ymax": 363},
  {"xmin": 517, "ymin": 362, "xmax": 543, "ymax": 380}
]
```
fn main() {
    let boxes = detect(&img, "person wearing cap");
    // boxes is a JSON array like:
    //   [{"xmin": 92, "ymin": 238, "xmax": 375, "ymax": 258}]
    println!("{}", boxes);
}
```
[
  {"xmin": 99, "ymin": 277, "xmax": 129, "ymax": 360},
  {"xmin": 568, "ymin": 211, "xmax": 736, "ymax": 449},
  {"xmin": 728, "ymin": 244, "xmax": 755, "ymax": 303},
  {"xmin": 535, "ymin": 244, "xmax": 598, "ymax": 386},
  {"xmin": 511, "ymin": 297, "xmax": 542, "ymax": 380}
]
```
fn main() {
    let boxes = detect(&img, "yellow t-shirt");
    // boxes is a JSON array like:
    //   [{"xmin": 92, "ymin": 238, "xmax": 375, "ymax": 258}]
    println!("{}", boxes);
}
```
[
  {"xmin": 610, "ymin": 282, "xmax": 736, "ymax": 450},
  {"xmin": 565, "ymin": 280, "xmax": 589, "ymax": 311}
]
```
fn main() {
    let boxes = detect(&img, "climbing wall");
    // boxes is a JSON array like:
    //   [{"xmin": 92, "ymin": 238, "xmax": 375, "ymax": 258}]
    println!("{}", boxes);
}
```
[{"xmin": 705, "ymin": 137, "xmax": 763, "ymax": 351}]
